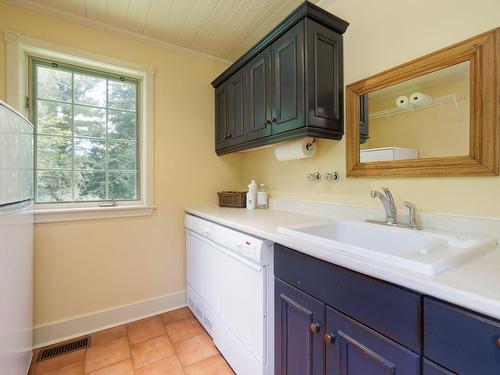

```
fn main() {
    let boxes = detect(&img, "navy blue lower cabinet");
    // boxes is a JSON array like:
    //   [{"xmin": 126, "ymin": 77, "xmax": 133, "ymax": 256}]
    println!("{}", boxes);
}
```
[
  {"xmin": 275, "ymin": 278, "xmax": 325, "ymax": 375},
  {"xmin": 423, "ymin": 358, "xmax": 457, "ymax": 375},
  {"xmin": 325, "ymin": 306, "xmax": 421, "ymax": 375},
  {"xmin": 424, "ymin": 297, "xmax": 500, "ymax": 375}
]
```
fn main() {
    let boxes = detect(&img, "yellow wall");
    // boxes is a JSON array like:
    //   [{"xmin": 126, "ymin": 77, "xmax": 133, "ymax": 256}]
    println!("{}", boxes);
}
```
[
  {"xmin": 2, "ymin": 0, "xmax": 500, "ymax": 328},
  {"xmin": 0, "ymin": 3, "xmax": 243, "ymax": 325},
  {"xmin": 241, "ymin": 0, "xmax": 500, "ymax": 218},
  {"xmin": 363, "ymin": 73, "xmax": 470, "ymax": 158}
]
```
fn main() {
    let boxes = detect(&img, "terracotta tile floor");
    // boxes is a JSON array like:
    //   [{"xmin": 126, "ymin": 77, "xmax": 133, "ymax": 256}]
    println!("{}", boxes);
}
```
[{"xmin": 31, "ymin": 308, "xmax": 235, "ymax": 375}]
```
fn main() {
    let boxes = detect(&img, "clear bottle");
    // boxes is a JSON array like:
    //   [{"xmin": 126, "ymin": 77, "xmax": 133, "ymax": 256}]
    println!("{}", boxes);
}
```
[{"xmin": 257, "ymin": 184, "xmax": 268, "ymax": 209}]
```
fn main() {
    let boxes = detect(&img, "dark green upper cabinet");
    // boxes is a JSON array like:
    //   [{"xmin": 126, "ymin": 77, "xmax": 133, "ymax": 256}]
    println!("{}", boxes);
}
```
[
  {"xmin": 226, "ymin": 71, "xmax": 245, "ymax": 146},
  {"xmin": 271, "ymin": 21, "xmax": 305, "ymax": 135},
  {"xmin": 212, "ymin": 1, "xmax": 349, "ymax": 155},
  {"xmin": 244, "ymin": 48, "xmax": 272, "ymax": 141},
  {"xmin": 215, "ymin": 83, "xmax": 228, "ymax": 150}
]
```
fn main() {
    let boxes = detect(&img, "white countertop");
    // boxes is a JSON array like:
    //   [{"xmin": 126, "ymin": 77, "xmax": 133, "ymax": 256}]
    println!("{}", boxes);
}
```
[{"xmin": 186, "ymin": 206, "xmax": 500, "ymax": 320}]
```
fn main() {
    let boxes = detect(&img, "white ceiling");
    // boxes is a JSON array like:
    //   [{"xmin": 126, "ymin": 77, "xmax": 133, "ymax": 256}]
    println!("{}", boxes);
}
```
[{"xmin": 5, "ymin": 0, "xmax": 334, "ymax": 61}]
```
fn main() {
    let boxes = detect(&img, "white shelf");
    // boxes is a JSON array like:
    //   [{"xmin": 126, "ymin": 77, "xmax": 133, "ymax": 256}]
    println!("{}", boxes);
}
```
[{"xmin": 369, "ymin": 94, "xmax": 466, "ymax": 121}]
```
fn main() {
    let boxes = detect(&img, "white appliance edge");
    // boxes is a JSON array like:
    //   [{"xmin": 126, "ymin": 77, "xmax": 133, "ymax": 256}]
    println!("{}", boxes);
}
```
[
  {"xmin": 0, "ymin": 100, "xmax": 34, "ymax": 375},
  {"xmin": 185, "ymin": 214, "xmax": 274, "ymax": 375}
]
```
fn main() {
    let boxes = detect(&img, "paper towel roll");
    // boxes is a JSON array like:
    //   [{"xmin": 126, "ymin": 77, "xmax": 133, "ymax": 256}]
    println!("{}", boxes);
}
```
[
  {"xmin": 409, "ymin": 92, "xmax": 433, "ymax": 107},
  {"xmin": 274, "ymin": 137, "xmax": 316, "ymax": 161},
  {"xmin": 396, "ymin": 96, "xmax": 410, "ymax": 108}
]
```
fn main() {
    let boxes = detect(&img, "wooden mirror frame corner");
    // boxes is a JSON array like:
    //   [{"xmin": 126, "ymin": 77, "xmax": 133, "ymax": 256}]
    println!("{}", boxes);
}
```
[{"xmin": 346, "ymin": 28, "xmax": 500, "ymax": 177}]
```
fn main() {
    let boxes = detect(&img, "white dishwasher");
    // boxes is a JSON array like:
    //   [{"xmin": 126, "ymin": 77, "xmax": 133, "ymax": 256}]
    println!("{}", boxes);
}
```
[{"xmin": 185, "ymin": 214, "xmax": 274, "ymax": 375}]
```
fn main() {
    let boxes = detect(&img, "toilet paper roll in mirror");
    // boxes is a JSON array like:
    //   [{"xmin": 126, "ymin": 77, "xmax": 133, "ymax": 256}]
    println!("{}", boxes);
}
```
[
  {"xmin": 274, "ymin": 137, "xmax": 316, "ymax": 161},
  {"xmin": 396, "ymin": 96, "xmax": 410, "ymax": 108},
  {"xmin": 409, "ymin": 92, "xmax": 433, "ymax": 107}
]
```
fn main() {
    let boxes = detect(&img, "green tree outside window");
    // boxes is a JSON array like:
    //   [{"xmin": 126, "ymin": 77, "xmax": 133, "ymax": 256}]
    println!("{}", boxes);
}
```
[{"xmin": 31, "ymin": 59, "xmax": 139, "ymax": 203}]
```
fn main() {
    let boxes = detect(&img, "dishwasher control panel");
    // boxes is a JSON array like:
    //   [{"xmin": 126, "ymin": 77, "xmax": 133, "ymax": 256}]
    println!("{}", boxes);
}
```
[{"xmin": 185, "ymin": 214, "xmax": 272, "ymax": 265}]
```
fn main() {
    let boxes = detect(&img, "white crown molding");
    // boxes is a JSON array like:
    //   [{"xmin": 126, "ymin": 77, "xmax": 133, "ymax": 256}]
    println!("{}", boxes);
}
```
[{"xmin": 0, "ymin": 0, "xmax": 232, "ymax": 65}]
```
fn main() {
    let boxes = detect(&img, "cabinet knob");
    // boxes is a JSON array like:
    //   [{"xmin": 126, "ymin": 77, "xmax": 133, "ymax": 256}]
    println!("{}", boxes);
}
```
[
  {"xmin": 309, "ymin": 322, "xmax": 321, "ymax": 333},
  {"xmin": 324, "ymin": 333, "xmax": 336, "ymax": 344},
  {"xmin": 496, "ymin": 337, "xmax": 500, "ymax": 348}
]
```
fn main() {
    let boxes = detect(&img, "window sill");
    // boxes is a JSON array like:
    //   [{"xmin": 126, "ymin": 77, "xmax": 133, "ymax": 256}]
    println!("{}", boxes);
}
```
[{"xmin": 34, "ymin": 205, "xmax": 157, "ymax": 224}]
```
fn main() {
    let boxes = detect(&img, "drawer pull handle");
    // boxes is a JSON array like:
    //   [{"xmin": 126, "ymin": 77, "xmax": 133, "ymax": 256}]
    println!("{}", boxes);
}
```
[
  {"xmin": 324, "ymin": 333, "xmax": 336, "ymax": 344},
  {"xmin": 309, "ymin": 322, "xmax": 321, "ymax": 333}
]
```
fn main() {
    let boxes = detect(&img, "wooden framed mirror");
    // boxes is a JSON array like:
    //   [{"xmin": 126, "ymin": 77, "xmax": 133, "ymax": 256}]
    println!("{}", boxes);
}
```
[{"xmin": 346, "ymin": 28, "xmax": 499, "ymax": 177}]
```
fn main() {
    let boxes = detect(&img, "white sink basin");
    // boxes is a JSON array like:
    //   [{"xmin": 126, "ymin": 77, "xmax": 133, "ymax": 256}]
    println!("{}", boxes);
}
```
[{"xmin": 278, "ymin": 220, "xmax": 496, "ymax": 275}]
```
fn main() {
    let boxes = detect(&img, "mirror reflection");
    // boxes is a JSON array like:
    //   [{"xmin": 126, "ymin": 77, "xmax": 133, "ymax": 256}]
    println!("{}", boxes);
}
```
[{"xmin": 360, "ymin": 61, "xmax": 470, "ymax": 163}]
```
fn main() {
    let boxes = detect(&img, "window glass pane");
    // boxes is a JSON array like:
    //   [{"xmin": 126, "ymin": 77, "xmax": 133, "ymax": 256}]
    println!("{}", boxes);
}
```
[
  {"xmin": 74, "ymin": 74, "xmax": 106, "ymax": 107},
  {"xmin": 37, "ymin": 100, "xmax": 72, "ymax": 135},
  {"xmin": 108, "ymin": 110, "xmax": 136, "ymax": 140},
  {"xmin": 74, "ymin": 138, "xmax": 106, "ymax": 170},
  {"xmin": 108, "ymin": 141, "xmax": 136, "ymax": 170},
  {"xmin": 33, "ymin": 60, "xmax": 140, "ymax": 205},
  {"xmin": 36, "ymin": 170, "xmax": 72, "ymax": 202},
  {"xmin": 108, "ymin": 80, "xmax": 136, "ymax": 110},
  {"xmin": 36, "ymin": 66, "xmax": 72, "ymax": 102},
  {"xmin": 74, "ymin": 105, "xmax": 106, "ymax": 138},
  {"xmin": 74, "ymin": 171, "xmax": 106, "ymax": 200},
  {"xmin": 109, "ymin": 172, "xmax": 137, "ymax": 200},
  {"xmin": 37, "ymin": 136, "xmax": 72, "ymax": 169}
]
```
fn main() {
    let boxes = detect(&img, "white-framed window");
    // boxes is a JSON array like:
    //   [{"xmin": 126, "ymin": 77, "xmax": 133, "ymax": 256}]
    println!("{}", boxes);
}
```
[{"xmin": 5, "ymin": 30, "xmax": 155, "ymax": 223}]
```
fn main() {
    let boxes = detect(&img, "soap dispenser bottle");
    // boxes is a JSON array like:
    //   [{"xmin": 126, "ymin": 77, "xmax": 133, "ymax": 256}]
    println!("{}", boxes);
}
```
[{"xmin": 246, "ymin": 180, "xmax": 257, "ymax": 209}]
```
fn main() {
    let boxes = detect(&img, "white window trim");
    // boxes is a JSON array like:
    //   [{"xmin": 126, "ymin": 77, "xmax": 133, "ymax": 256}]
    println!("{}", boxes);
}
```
[{"xmin": 5, "ymin": 30, "xmax": 156, "ymax": 223}]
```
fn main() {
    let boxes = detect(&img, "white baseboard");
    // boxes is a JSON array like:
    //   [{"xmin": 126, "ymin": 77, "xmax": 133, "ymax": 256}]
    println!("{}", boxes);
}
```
[{"xmin": 34, "ymin": 290, "xmax": 186, "ymax": 349}]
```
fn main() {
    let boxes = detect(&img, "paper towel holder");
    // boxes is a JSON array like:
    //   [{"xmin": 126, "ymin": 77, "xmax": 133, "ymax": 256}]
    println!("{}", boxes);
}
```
[{"xmin": 305, "ymin": 139, "xmax": 316, "ymax": 152}]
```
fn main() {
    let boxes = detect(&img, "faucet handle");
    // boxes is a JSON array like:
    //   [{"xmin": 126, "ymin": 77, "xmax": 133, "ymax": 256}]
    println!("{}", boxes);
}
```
[
  {"xmin": 382, "ymin": 187, "xmax": 394, "ymax": 205},
  {"xmin": 370, "ymin": 190, "xmax": 377, "ymax": 198},
  {"xmin": 403, "ymin": 201, "xmax": 421, "ymax": 230}
]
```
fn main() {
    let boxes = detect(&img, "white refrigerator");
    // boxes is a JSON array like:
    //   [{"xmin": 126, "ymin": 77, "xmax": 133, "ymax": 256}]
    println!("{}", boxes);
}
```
[{"xmin": 0, "ymin": 100, "xmax": 34, "ymax": 374}]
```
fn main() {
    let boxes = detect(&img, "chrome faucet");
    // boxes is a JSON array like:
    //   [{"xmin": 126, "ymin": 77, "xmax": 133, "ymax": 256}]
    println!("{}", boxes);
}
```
[
  {"xmin": 370, "ymin": 187, "xmax": 398, "ymax": 225},
  {"xmin": 367, "ymin": 187, "xmax": 422, "ymax": 230}
]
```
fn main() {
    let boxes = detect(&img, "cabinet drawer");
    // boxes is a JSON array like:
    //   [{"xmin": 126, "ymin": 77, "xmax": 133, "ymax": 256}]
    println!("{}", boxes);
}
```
[
  {"xmin": 326, "ymin": 306, "xmax": 420, "ymax": 375},
  {"xmin": 424, "ymin": 297, "xmax": 500, "ymax": 375},
  {"xmin": 274, "ymin": 244, "xmax": 422, "ymax": 352},
  {"xmin": 423, "ymin": 359, "xmax": 456, "ymax": 375}
]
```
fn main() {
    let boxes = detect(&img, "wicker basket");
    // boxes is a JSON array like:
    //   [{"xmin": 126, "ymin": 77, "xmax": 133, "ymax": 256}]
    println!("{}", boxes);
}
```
[{"xmin": 217, "ymin": 191, "xmax": 247, "ymax": 208}]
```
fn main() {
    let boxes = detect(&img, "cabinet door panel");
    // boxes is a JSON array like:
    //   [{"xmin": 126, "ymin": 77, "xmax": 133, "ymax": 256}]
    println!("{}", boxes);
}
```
[
  {"xmin": 326, "ymin": 306, "xmax": 421, "ymax": 375},
  {"xmin": 274, "ymin": 244, "xmax": 422, "ymax": 353},
  {"xmin": 275, "ymin": 278, "xmax": 324, "ymax": 375},
  {"xmin": 271, "ymin": 21, "xmax": 304, "ymax": 134},
  {"xmin": 245, "ymin": 49, "xmax": 272, "ymax": 141},
  {"xmin": 227, "ymin": 71, "xmax": 245, "ymax": 145},
  {"xmin": 424, "ymin": 297, "xmax": 500, "ymax": 375},
  {"xmin": 215, "ymin": 83, "xmax": 228, "ymax": 151},
  {"xmin": 306, "ymin": 19, "xmax": 343, "ymax": 132}
]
